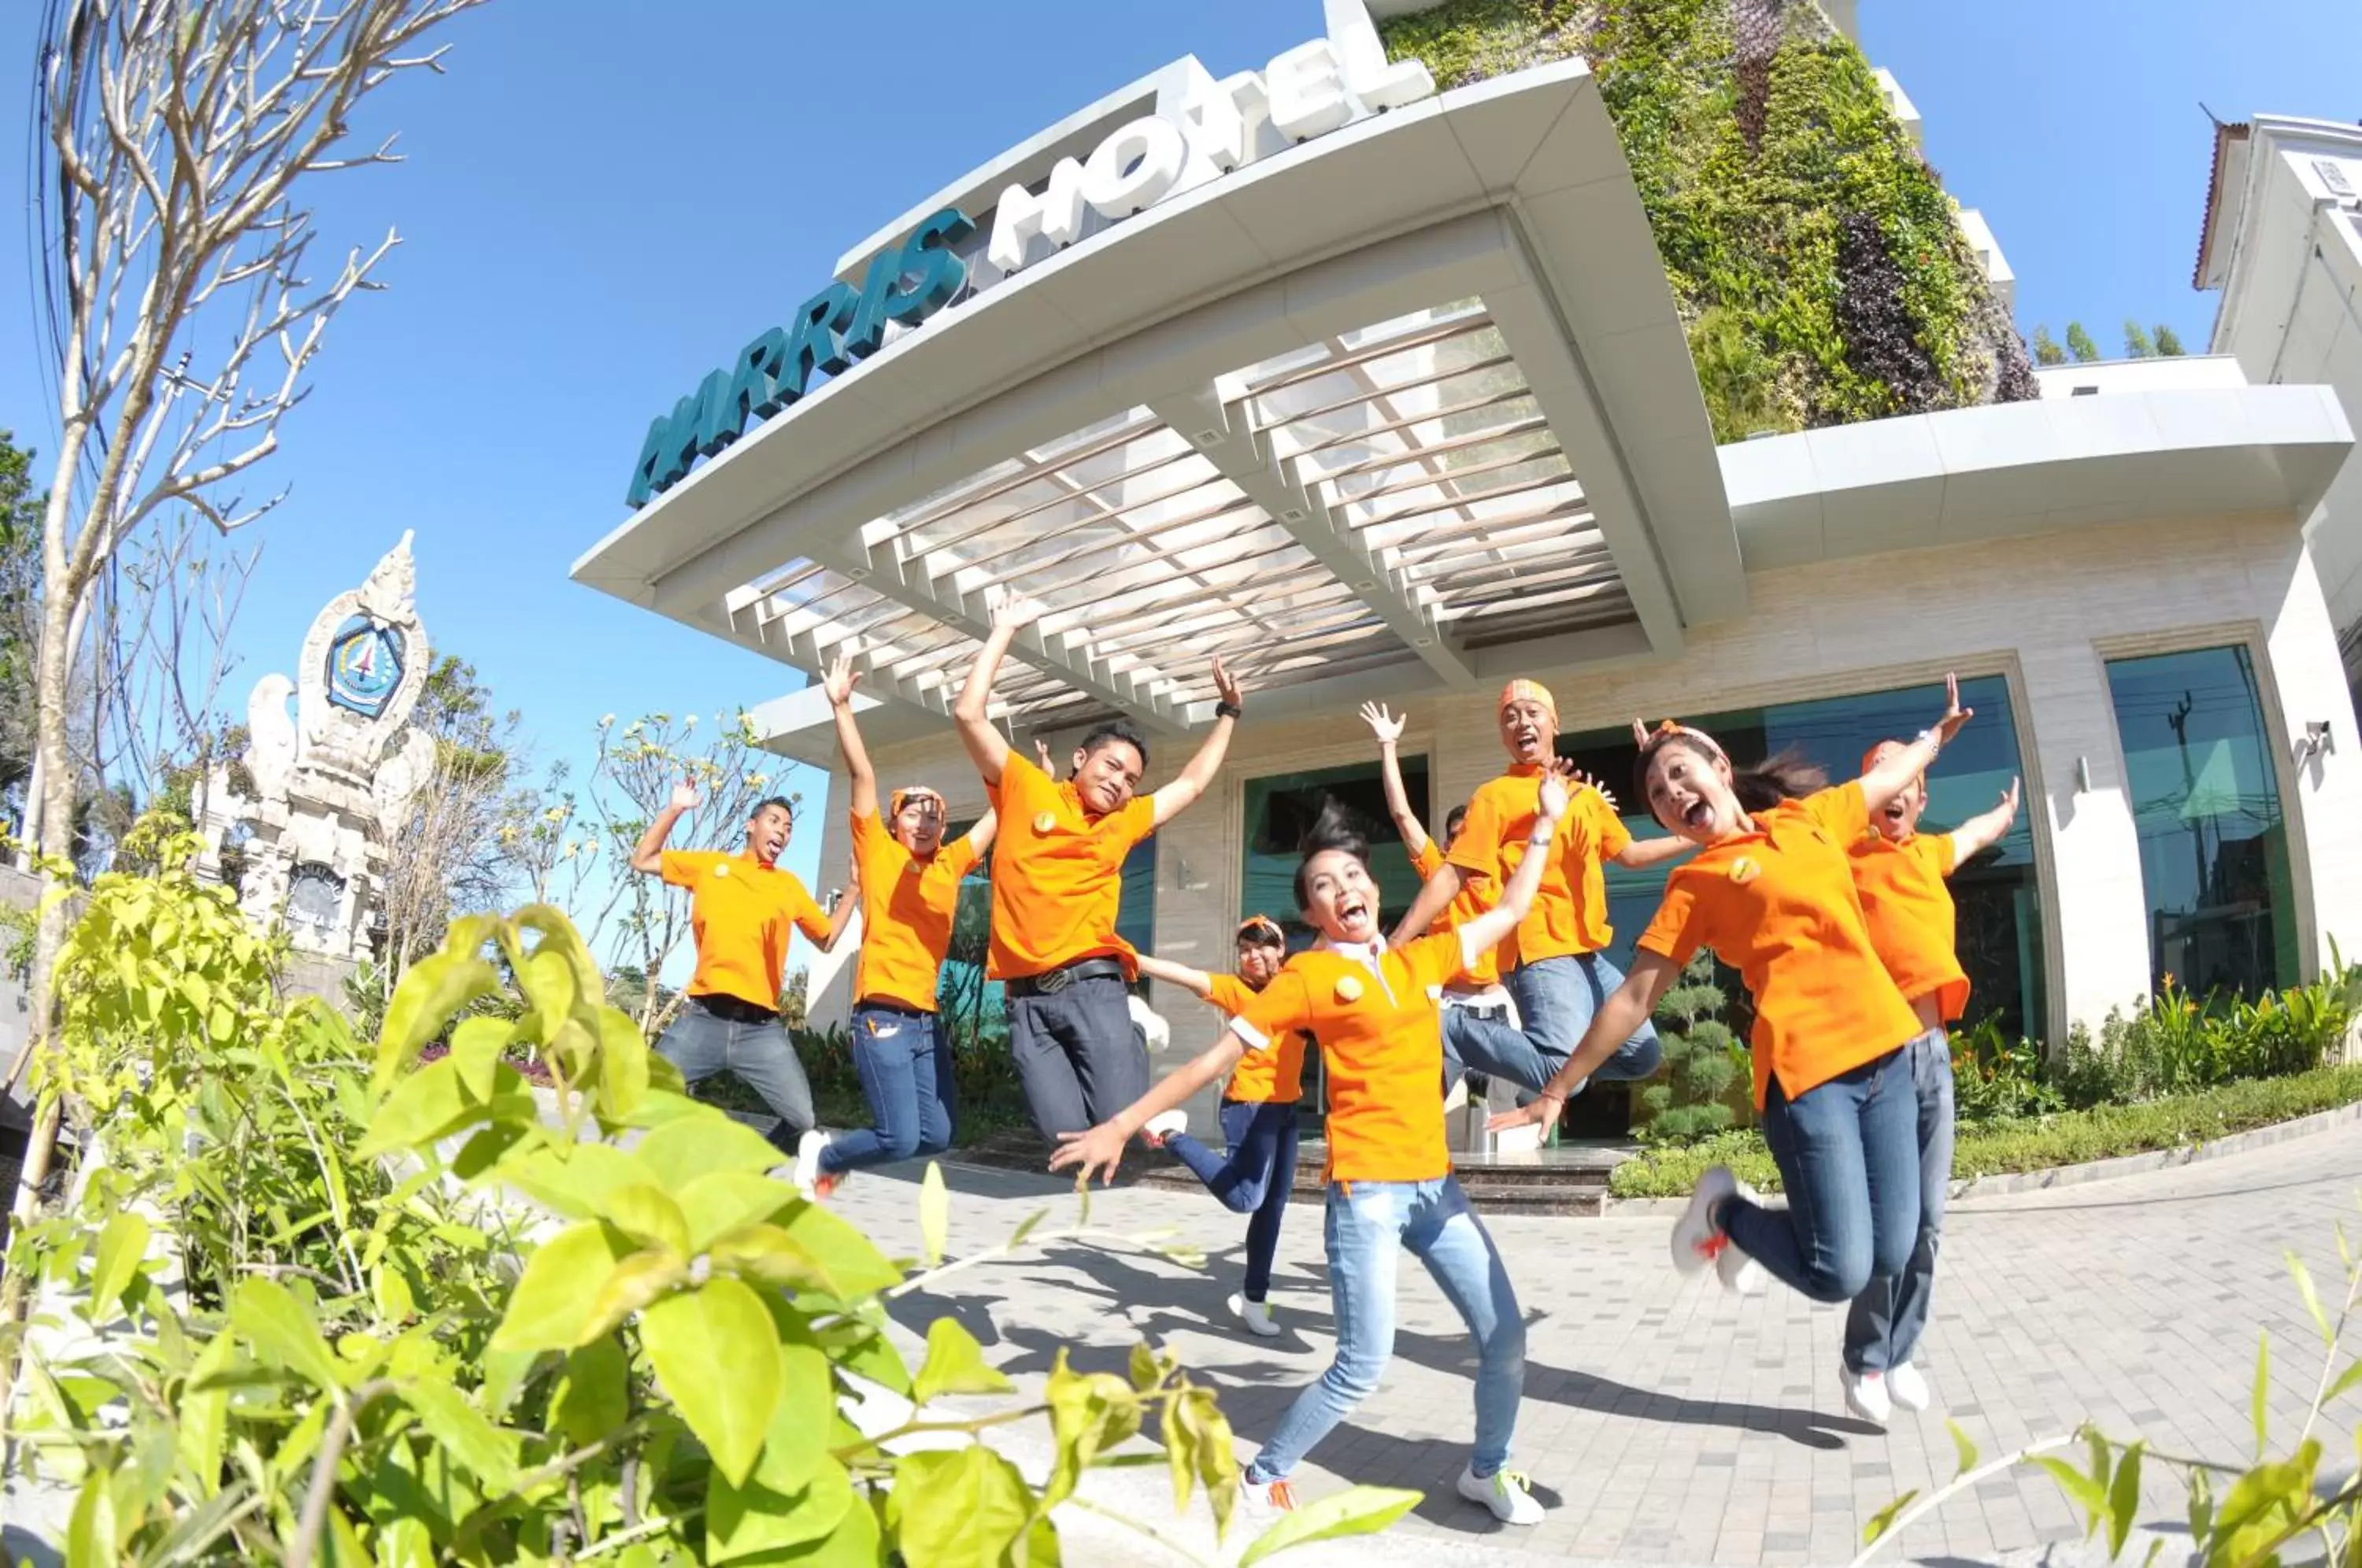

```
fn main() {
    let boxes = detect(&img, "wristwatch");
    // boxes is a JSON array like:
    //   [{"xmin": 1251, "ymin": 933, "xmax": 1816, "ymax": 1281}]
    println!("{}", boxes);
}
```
[{"xmin": 1215, "ymin": 700, "xmax": 1242, "ymax": 720}]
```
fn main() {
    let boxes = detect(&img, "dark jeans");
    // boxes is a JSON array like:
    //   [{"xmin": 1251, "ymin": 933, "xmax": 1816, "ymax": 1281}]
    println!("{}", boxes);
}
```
[
  {"xmin": 1440, "ymin": 953, "xmax": 1662, "ymax": 1096},
  {"xmin": 1843, "ymin": 1030, "xmax": 1955, "ymax": 1372},
  {"xmin": 1165, "ymin": 1100, "xmax": 1301, "ymax": 1303},
  {"xmin": 1007, "ymin": 972, "xmax": 1150, "ymax": 1138},
  {"xmin": 656, "ymin": 996, "xmax": 815, "ymax": 1151},
  {"xmin": 1724, "ymin": 1036, "xmax": 1931, "ymax": 1304},
  {"xmin": 820, "ymin": 1004, "xmax": 957, "ymax": 1176}
]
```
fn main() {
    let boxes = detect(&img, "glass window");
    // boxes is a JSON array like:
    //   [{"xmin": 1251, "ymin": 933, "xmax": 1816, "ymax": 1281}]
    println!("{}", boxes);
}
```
[
  {"xmin": 1239, "ymin": 757, "xmax": 1431, "ymax": 945},
  {"xmin": 1556, "ymin": 673, "xmax": 2047, "ymax": 1040},
  {"xmin": 2104, "ymin": 645, "xmax": 2297, "ymax": 997}
]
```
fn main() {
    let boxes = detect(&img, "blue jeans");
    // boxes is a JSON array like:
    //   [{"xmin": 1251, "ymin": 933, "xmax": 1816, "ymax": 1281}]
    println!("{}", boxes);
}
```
[
  {"xmin": 819, "ymin": 1004, "xmax": 957, "ymax": 1176},
  {"xmin": 1441, "ymin": 953, "xmax": 1662, "ymax": 1094},
  {"xmin": 1246, "ymin": 1176, "xmax": 1523, "ymax": 1484},
  {"xmin": 1843, "ymin": 1030, "xmax": 1955, "ymax": 1372},
  {"xmin": 656, "ymin": 997, "xmax": 815, "ymax": 1151},
  {"xmin": 1724, "ymin": 1037, "xmax": 1928, "ymax": 1304},
  {"xmin": 1165, "ymin": 1100, "xmax": 1300, "ymax": 1303}
]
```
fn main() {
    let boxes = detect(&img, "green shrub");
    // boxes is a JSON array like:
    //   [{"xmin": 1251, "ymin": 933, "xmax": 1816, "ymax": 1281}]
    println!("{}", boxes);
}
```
[
  {"xmin": 1947, "ymin": 1017, "xmax": 2063, "ymax": 1123},
  {"xmin": 1635, "ymin": 953, "xmax": 1746, "ymax": 1143},
  {"xmin": 1609, "ymin": 1064, "xmax": 2362, "ymax": 1196}
]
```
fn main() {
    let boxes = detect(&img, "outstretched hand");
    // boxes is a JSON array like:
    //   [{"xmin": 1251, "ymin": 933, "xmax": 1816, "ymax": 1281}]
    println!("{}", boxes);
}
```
[
  {"xmin": 987, "ymin": 585, "xmax": 1042, "ymax": 632},
  {"xmin": 1487, "ymin": 1095, "xmax": 1560, "ymax": 1134},
  {"xmin": 668, "ymin": 777, "xmax": 700, "ymax": 813},
  {"xmin": 1048, "ymin": 1122, "xmax": 1130, "ymax": 1186},
  {"xmin": 1538, "ymin": 757, "xmax": 1575, "ymax": 822},
  {"xmin": 1358, "ymin": 701, "xmax": 1406, "ymax": 746},
  {"xmin": 1570, "ymin": 768, "xmax": 1618, "ymax": 812},
  {"xmin": 1033, "ymin": 738, "xmax": 1057, "ymax": 775},
  {"xmin": 1996, "ymin": 777, "xmax": 2022, "ymax": 819},
  {"xmin": 1631, "ymin": 718, "xmax": 1652, "ymax": 749},
  {"xmin": 823, "ymin": 653, "xmax": 861, "ymax": 708},
  {"xmin": 1933, "ymin": 672, "xmax": 1974, "ymax": 746},
  {"xmin": 1212, "ymin": 656, "xmax": 1245, "ymax": 712}
]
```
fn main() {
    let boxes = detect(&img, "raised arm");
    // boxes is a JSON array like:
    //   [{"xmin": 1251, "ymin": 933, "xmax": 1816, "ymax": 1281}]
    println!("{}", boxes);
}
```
[
  {"xmin": 1389, "ymin": 860, "xmax": 1468, "ymax": 946},
  {"xmin": 951, "ymin": 590, "xmax": 1035, "ymax": 787},
  {"xmin": 629, "ymin": 778, "xmax": 698, "ymax": 875},
  {"xmin": 1947, "ymin": 778, "xmax": 2022, "ymax": 866},
  {"xmin": 1132, "ymin": 951, "xmax": 1218, "ymax": 1000},
  {"xmin": 1150, "ymin": 657, "xmax": 1246, "ymax": 828},
  {"xmin": 963, "ymin": 808, "xmax": 999, "ymax": 858},
  {"xmin": 1612, "ymin": 835, "xmax": 1694, "ymax": 869},
  {"xmin": 1360, "ymin": 701, "xmax": 1430, "ymax": 855},
  {"xmin": 1451, "ymin": 767, "xmax": 1569, "ymax": 959},
  {"xmin": 1048, "ymin": 1032, "xmax": 1248, "ymax": 1185},
  {"xmin": 822, "ymin": 656, "xmax": 878, "ymax": 819},
  {"xmin": 1861, "ymin": 672, "xmax": 1974, "ymax": 815},
  {"xmin": 1490, "ymin": 951, "xmax": 1683, "ymax": 1130},
  {"xmin": 819, "ymin": 860, "xmax": 861, "ymax": 952}
]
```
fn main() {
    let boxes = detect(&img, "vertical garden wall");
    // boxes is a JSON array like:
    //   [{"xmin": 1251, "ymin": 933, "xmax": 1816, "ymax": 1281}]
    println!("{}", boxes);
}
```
[{"xmin": 1379, "ymin": 0, "xmax": 2039, "ymax": 442}]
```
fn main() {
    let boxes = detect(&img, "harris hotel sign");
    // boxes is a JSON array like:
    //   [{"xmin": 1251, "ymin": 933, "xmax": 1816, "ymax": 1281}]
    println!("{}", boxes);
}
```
[{"xmin": 624, "ymin": 5, "xmax": 1437, "ymax": 507}]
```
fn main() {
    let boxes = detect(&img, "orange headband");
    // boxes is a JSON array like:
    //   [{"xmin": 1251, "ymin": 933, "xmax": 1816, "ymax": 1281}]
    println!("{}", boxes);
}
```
[
  {"xmin": 1499, "ymin": 678, "xmax": 1557, "ymax": 723},
  {"xmin": 1860, "ymin": 740, "xmax": 1912, "ymax": 776},
  {"xmin": 1643, "ymin": 717, "xmax": 1727, "ymax": 763},
  {"xmin": 889, "ymin": 786, "xmax": 945, "ymax": 819}
]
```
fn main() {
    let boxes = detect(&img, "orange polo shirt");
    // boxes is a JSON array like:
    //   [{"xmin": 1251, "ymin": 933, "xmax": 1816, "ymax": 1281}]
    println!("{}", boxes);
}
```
[
  {"xmin": 1447, "ymin": 768, "xmax": 1631, "ymax": 965},
  {"xmin": 1410, "ymin": 838, "xmax": 1507, "ymax": 988},
  {"xmin": 661, "ymin": 850, "xmax": 831, "ymax": 1011},
  {"xmin": 1635, "ymin": 783, "xmax": 1922, "ymax": 1109},
  {"xmin": 1205, "ymin": 973, "xmax": 1305, "ymax": 1104},
  {"xmin": 848, "ymin": 810, "xmax": 983, "ymax": 1013},
  {"xmin": 983, "ymin": 753, "xmax": 1157, "ymax": 980},
  {"xmin": 1849, "ymin": 830, "xmax": 1970, "ymax": 1023},
  {"xmin": 1231, "ymin": 933, "xmax": 1461, "ymax": 1184}
]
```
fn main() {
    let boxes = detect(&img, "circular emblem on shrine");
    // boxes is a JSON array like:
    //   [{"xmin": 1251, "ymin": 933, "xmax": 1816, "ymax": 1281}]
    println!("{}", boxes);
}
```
[
  {"xmin": 325, "ymin": 615, "xmax": 405, "ymax": 718},
  {"xmin": 286, "ymin": 862, "xmax": 347, "ymax": 942}
]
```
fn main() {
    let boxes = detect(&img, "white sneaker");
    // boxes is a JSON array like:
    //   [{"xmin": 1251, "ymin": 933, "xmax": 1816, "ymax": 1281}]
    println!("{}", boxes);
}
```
[
  {"xmin": 1128, "ymin": 993, "xmax": 1172, "ymax": 1052},
  {"xmin": 1886, "ymin": 1361, "xmax": 1930, "ymax": 1411},
  {"xmin": 1141, "ymin": 1110, "xmax": 1189, "ymax": 1148},
  {"xmin": 1457, "ymin": 1465, "xmax": 1544, "ymax": 1525},
  {"xmin": 791, "ymin": 1129, "xmax": 832, "ymax": 1197},
  {"xmin": 1229, "ymin": 1292, "xmax": 1279, "ymax": 1338},
  {"xmin": 1843, "ymin": 1367, "xmax": 1893, "ymax": 1426},
  {"xmin": 1240, "ymin": 1474, "xmax": 1299, "ymax": 1518},
  {"xmin": 1443, "ymin": 1074, "xmax": 1470, "ymax": 1112},
  {"xmin": 1716, "ymin": 1238, "xmax": 1766, "ymax": 1294},
  {"xmin": 1671, "ymin": 1164, "xmax": 1740, "ymax": 1276}
]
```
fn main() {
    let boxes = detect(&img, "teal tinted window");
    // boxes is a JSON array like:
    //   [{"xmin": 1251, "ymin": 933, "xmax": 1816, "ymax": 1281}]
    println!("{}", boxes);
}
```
[
  {"xmin": 2104, "ymin": 645, "xmax": 2296, "ymax": 997},
  {"xmin": 1239, "ymin": 757, "xmax": 1431, "ymax": 945}
]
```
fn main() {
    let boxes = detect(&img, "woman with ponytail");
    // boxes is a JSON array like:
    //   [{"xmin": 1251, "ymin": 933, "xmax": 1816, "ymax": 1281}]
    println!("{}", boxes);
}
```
[
  {"xmin": 1054, "ymin": 778, "xmax": 1578, "ymax": 1527},
  {"xmin": 1491, "ymin": 678, "xmax": 1976, "ymax": 1419}
]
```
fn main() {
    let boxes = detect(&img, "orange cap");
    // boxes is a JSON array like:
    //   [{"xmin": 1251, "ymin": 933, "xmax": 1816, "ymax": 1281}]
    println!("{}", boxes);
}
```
[
  {"xmin": 888, "ymin": 785, "xmax": 946, "ymax": 819},
  {"xmin": 1860, "ymin": 740, "xmax": 1910, "ymax": 776},
  {"xmin": 1498, "ymin": 678, "xmax": 1557, "ymax": 724}
]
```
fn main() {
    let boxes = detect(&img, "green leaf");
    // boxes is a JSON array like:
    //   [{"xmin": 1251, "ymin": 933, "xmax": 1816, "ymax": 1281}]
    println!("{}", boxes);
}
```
[
  {"xmin": 920, "ymin": 1160, "xmax": 950, "ymax": 1267},
  {"xmin": 1129, "ymin": 1341, "xmax": 1166, "ymax": 1393},
  {"xmin": 678, "ymin": 1170, "xmax": 797, "ymax": 1252},
  {"xmin": 355, "ymin": 1055, "xmax": 533, "ymax": 1157},
  {"xmin": 2253, "ymin": 1331, "xmax": 2271, "ymax": 1458},
  {"xmin": 1860, "ymin": 1489, "xmax": 1920, "ymax": 1548},
  {"xmin": 634, "ymin": 1114, "xmax": 786, "ymax": 1189},
  {"xmin": 2186, "ymin": 1466, "xmax": 2213, "ymax": 1544},
  {"xmin": 706, "ymin": 1455, "xmax": 855, "ymax": 1562},
  {"xmin": 68, "ymin": 1466, "xmax": 119, "ymax": 1568},
  {"xmin": 1236, "ymin": 1485, "xmax": 1423, "ymax": 1565},
  {"xmin": 2106, "ymin": 1441, "xmax": 2142, "ymax": 1559},
  {"xmin": 887, "ymin": 1444, "xmax": 1033, "ymax": 1568},
  {"xmin": 642, "ymin": 1278, "xmax": 783, "ymax": 1486},
  {"xmin": 2289, "ymin": 1252, "xmax": 2334, "ymax": 1345},
  {"xmin": 2031, "ymin": 1456, "xmax": 2109, "ymax": 1525},
  {"xmin": 912, "ymin": 1317, "xmax": 1013, "ymax": 1406},
  {"xmin": 373, "ymin": 919, "xmax": 500, "ymax": 1089},
  {"xmin": 229, "ymin": 1278, "xmax": 345, "ymax": 1392},
  {"xmin": 1009, "ymin": 1207, "xmax": 1049, "ymax": 1250},
  {"xmin": 752, "ymin": 1336, "xmax": 834, "ymax": 1496},
  {"xmin": 710, "ymin": 1204, "xmax": 901, "ymax": 1301},
  {"xmin": 1947, "ymin": 1419, "xmax": 1979, "ymax": 1481},
  {"xmin": 576, "ymin": 1248, "xmax": 688, "ymax": 1345},
  {"xmin": 493, "ymin": 1141, "xmax": 644, "ymax": 1219},
  {"xmin": 447, "ymin": 1015, "xmax": 514, "ymax": 1100},
  {"xmin": 597, "ymin": 1005, "xmax": 651, "ymax": 1120},
  {"xmin": 490, "ymin": 1222, "xmax": 632, "ymax": 1353},
  {"xmin": 87, "ymin": 1211, "xmax": 150, "ymax": 1315},
  {"xmin": 1040, "ymin": 1352, "xmax": 1142, "ymax": 1512},
  {"xmin": 400, "ymin": 1381, "xmax": 520, "ymax": 1494},
  {"xmin": 175, "ymin": 1337, "xmax": 231, "ymax": 1488},
  {"xmin": 550, "ymin": 1338, "xmax": 631, "ymax": 1449},
  {"xmin": 2325, "ymin": 1355, "xmax": 2362, "ymax": 1407},
  {"xmin": 1177, "ymin": 1387, "xmax": 1238, "ymax": 1536},
  {"xmin": 604, "ymin": 1183, "xmax": 691, "ymax": 1258}
]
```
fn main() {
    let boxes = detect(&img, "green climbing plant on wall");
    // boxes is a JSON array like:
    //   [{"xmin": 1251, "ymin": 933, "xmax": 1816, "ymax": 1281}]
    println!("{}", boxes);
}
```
[{"xmin": 1379, "ymin": 0, "xmax": 2038, "ymax": 442}]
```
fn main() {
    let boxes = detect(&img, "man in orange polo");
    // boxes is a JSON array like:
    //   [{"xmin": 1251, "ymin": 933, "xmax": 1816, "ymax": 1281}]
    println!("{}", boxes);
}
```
[
  {"xmin": 1393, "ymin": 679, "xmax": 1691, "ymax": 1100},
  {"xmin": 630, "ymin": 782, "xmax": 854, "ymax": 1187},
  {"xmin": 952, "ymin": 588, "xmax": 1245, "ymax": 1139}
]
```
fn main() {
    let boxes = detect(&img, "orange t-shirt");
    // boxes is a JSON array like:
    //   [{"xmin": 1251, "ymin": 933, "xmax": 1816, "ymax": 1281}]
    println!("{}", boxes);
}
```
[
  {"xmin": 983, "ymin": 753, "xmax": 1157, "ymax": 980},
  {"xmin": 1849, "ymin": 830, "xmax": 1969, "ymax": 1023},
  {"xmin": 1410, "ymin": 838, "xmax": 1506, "ymax": 988},
  {"xmin": 1205, "ymin": 973, "xmax": 1305, "ymax": 1104},
  {"xmin": 661, "ymin": 850, "xmax": 831, "ymax": 1011},
  {"xmin": 1231, "ymin": 933, "xmax": 1461, "ymax": 1184},
  {"xmin": 1447, "ymin": 768, "xmax": 1631, "ymax": 964},
  {"xmin": 848, "ymin": 810, "xmax": 983, "ymax": 1013},
  {"xmin": 1635, "ymin": 783, "xmax": 1923, "ymax": 1109}
]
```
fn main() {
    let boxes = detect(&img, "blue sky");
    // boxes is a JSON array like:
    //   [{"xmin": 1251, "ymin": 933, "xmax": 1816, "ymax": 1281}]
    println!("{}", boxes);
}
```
[{"xmin": 2, "ymin": 0, "xmax": 2356, "ymax": 915}]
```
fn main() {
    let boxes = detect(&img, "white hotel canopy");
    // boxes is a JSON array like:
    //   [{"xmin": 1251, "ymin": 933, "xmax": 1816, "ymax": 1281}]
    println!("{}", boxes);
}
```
[{"xmin": 572, "ymin": 9, "xmax": 2353, "ymax": 767}]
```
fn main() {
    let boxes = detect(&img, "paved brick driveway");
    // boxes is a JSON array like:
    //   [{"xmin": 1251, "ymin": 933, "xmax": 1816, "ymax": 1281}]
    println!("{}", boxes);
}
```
[{"xmin": 830, "ymin": 1122, "xmax": 2362, "ymax": 1565}]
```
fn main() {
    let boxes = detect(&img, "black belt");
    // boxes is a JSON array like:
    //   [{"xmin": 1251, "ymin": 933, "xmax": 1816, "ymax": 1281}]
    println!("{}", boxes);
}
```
[
  {"xmin": 692, "ymin": 993, "xmax": 779, "ymax": 1025},
  {"xmin": 855, "ymin": 997, "xmax": 931, "ymax": 1019},
  {"xmin": 1005, "ymin": 956, "xmax": 1127, "ymax": 998}
]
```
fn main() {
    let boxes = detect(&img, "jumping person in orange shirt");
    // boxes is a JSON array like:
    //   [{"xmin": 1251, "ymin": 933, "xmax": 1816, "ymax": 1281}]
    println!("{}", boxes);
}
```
[
  {"xmin": 1837, "ymin": 743, "xmax": 2020, "ymax": 1422},
  {"xmin": 952, "ymin": 587, "xmax": 1244, "ymax": 1141},
  {"xmin": 1391, "ymin": 679, "xmax": 1690, "ymax": 1104},
  {"xmin": 1493, "ymin": 681, "xmax": 1976, "ymax": 1350},
  {"xmin": 631, "ymin": 782, "xmax": 856, "ymax": 1193},
  {"xmin": 1054, "ymin": 775, "xmax": 1577, "ymax": 1528},
  {"xmin": 1127, "ymin": 915, "xmax": 1302, "ymax": 1339},
  {"xmin": 802, "ymin": 655, "xmax": 1000, "ymax": 1194}
]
